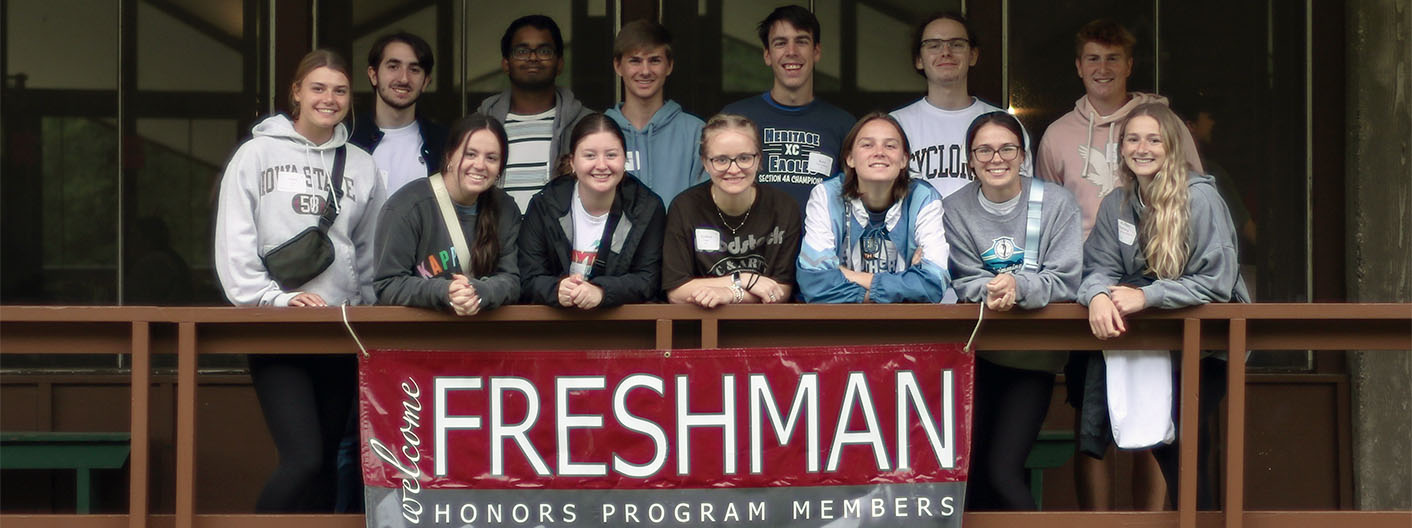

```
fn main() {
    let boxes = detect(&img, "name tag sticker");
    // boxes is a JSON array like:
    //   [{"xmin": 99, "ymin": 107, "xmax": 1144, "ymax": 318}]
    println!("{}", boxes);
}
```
[
  {"xmin": 1118, "ymin": 219, "xmax": 1137, "ymax": 245},
  {"xmin": 807, "ymin": 151, "xmax": 833, "ymax": 175},
  {"xmin": 276, "ymin": 172, "xmax": 305, "ymax": 193},
  {"xmin": 624, "ymin": 151, "xmax": 640, "ymax": 172},
  {"xmin": 694, "ymin": 228, "xmax": 721, "ymax": 251}
]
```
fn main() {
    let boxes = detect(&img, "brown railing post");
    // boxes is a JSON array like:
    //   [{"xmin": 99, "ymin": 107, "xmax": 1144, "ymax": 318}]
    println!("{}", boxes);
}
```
[
  {"xmin": 128, "ymin": 321, "xmax": 150, "ymax": 528},
  {"xmin": 702, "ymin": 317, "xmax": 719, "ymax": 349},
  {"xmin": 175, "ymin": 322, "xmax": 197, "ymax": 528},
  {"xmin": 1226, "ymin": 319, "xmax": 1247, "ymax": 528},
  {"xmin": 1179, "ymin": 318, "xmax": 1201, "ymax": 528},
  {"xmin": 656, "ymin": 319, "xmax": 673, "ymax": 350}
]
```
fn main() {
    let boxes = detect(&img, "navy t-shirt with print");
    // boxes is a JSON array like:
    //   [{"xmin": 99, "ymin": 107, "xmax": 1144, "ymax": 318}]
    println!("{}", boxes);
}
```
[{"xmin": 721, "ymin": 93, "xmax": 855, "ymax": 210}]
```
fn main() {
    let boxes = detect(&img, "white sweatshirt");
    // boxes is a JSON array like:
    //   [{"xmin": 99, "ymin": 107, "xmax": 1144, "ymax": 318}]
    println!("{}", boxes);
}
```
[{"xmin": 214, "ymin": 114, "xmax": 386, "ymax": 306}]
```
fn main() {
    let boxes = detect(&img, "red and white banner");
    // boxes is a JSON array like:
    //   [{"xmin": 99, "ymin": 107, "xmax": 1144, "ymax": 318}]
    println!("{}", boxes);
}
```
[{"xmin": 360, "ymin": 343, "xmax": 973, "ymax": 527}]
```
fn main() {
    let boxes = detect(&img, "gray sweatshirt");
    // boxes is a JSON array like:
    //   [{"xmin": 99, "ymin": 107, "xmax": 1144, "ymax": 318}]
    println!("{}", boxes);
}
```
[
  {"xmin": 943, "ymin": 178, "xmax": 1082, "ymax": 372},
  {"xmin": 1077, "ymin": 171, "xmax": 1250, "ymax": 308}
]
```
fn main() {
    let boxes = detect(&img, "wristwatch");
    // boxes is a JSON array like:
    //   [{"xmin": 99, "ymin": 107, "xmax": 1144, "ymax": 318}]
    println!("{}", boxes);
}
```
[{"xmin": 730, "ymin": 271, "xmax": 745, "ymax": 303}]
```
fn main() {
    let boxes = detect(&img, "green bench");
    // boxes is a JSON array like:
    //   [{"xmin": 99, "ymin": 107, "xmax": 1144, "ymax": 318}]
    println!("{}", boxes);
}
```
[
  {"xmin": 1023, "ymin": 429, "xmax": 1076, "ymax": 509},
  {"xmin": 0, "ymin": 431, "xmax": 132, "ymax": 513}
]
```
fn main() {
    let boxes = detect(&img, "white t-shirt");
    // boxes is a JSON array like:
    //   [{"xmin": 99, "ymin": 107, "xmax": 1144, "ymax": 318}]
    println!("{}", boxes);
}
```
[
  {"xmin": 569, "ymin": 185, "xmax": 608, "ymax": 278},
  {"xmin": 504, "ymin": 107, "xmax": 556, "ymax": 212},
  {"xmin": 372, "ymin": 121, "xmax": 427, "ymax": 195},
  {"xmin": 891, "ymin": 97, "xmax": 1034, "ymax": 199}
]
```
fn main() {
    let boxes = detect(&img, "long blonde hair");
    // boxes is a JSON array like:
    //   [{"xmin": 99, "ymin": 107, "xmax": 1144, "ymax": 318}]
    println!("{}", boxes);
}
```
[{"xmin": 1119, "ymin": 103, "xmax": 1192, "ymax": 279}]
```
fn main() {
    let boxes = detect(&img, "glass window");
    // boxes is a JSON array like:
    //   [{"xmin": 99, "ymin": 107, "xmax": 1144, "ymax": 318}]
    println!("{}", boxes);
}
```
[
  {"xmin": 137, "ymin": 0, "xmax": 244, "ymax": 92},
  {"xmin": 461, "ymin": 1, "xmax": 577, "ymax": 94}
]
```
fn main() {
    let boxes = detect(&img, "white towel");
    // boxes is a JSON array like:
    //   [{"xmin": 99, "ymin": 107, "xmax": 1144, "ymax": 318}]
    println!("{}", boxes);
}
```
[{"xmin": 1103, "ymin": 350, "xmax": 1176, "ymax": 449}]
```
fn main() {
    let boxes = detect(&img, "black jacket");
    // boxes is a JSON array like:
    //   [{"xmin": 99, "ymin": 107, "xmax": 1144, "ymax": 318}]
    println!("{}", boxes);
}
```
[
  {"xmin": 348, "ymin": 112, "xmax": 448, "ymax": 176},
  {"xmin": 519, "ymin": 174, "xmax": 666, "ymax": 307}
]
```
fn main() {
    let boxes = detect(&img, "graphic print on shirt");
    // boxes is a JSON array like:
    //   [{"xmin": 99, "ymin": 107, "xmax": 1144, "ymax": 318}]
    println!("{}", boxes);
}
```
[
  {"xmin": 856, "ymin": 223, "xmax": 899, "ymax": 274},
  {"xmin": 980, "ymin": 236, "xmax": 1025, "ymax": 274},
  {"xmin": 703, "ymin": 226, "xmax": 788, "ymax": 276},
  {"xmin": 909, "ymin": 143, "xmax": 970, "ymax": 182},
  {"xmin": 1077, "ymin": 143, "xmax": 1120, "ymax": 198},
  {"xmin": 258, "ymin": 162, "xmax": 354, "ymax": 214},
  {"xmin": 570, "ymin": 241, "xmax": 599, "ymax": 278},
  {"xmin": 758, "ymin": 127, "xmax": 829, "ymax": 186},
  {"xmin": 414, "ymin": 245, "xmax": 460, "ymax": 279}
]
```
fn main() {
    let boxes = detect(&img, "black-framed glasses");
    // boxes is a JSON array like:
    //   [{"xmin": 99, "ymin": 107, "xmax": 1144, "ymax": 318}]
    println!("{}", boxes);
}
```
[
  {"xmin": 921, "ymin": 38, "xmax": 972, "ymax": 53},
  {"xmin": 511, "ymin": 45, "xmax": 556, "ymax": 60},
  {"xmin": 971, "ymin": 145, "xmax": 1022, "ymax": 163},
  {"xmin": 707, "ymin": 153, "xmax": 758, "ymax": 171}
]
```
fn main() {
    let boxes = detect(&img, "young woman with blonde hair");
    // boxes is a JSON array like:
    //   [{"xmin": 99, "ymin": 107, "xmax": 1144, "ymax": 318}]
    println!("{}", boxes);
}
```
[{"xmin": 1078, "ymin": 102, "xmax": 1248, "ymax": 509}]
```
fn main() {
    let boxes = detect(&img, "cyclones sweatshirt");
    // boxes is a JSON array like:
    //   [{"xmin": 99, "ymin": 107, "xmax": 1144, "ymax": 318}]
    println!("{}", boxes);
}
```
[
  {"xmin": 214, "ymin": 114, "xmax": 386, "ymax": 307},
  {"xmin": 1036, "ymin": 92, "xmax": 1204, "ymax": 239}
]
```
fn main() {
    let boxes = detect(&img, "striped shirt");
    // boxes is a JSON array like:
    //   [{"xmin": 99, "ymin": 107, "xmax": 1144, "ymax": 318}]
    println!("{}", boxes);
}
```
[{"xmin": 503, "ymin": 107, "xmax": 556, "ymax": 212}]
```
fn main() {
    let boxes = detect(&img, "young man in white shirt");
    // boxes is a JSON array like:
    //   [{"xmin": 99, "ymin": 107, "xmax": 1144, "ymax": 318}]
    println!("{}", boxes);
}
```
[
  {"xmin": 891, "ymin": 12, "xmax": 1032, "ymax": 199},
  {"xmin": 350, "ymin": 32, "xmax": 447, "ymax": 196}
]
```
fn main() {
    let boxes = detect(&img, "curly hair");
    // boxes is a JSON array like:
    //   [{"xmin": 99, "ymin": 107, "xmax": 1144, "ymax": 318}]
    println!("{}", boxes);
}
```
[{"xmin": 1119, "ymin": 103, "xmax": 1193, "ymax": 280}]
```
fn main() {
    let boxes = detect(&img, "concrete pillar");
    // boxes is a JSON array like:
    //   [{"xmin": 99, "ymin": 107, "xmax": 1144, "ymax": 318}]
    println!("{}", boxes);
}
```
[{"xmin": 1345, "ymin": 0, "xmax": 1412, "ymax": 511}]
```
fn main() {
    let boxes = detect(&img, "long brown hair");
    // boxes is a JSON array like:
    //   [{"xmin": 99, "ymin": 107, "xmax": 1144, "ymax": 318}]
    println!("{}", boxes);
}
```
[
  {"xmin": 841, "ymin": 112, "xmax": 912, "ymax": 205},
  {"xmin": 288, "ymin": 49, "xmax": 350, "ymax": 120},
  {"xmin": 442, "ymin": 113, "xmax": 510, "ymax": 277},
  {"xmin": 1118, "ymin": 103, "xmax": 1193, "ymax": 279}
]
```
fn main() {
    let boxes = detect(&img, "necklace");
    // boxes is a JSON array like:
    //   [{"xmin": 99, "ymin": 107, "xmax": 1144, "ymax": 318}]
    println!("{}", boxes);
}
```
[
  {"xmin": 711, "ymin": 186, "xmax": 755, "ymax": 235},
  {"xmin": 716, "ymin": 206, "xmax": 751, "ymax": 235}
]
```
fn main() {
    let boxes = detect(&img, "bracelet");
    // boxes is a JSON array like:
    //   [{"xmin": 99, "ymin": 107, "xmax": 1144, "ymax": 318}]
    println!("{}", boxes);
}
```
[
  {"xmin": 729, "ymin": 283, "xmax": 745, "ymax": 304},
  {"xmin": 731, "ymin": 271, "xmax": 742, "ymax": 290},
  {"xmin": 744, "ymin": 272, "xmax": 761, "ymax": 291}
]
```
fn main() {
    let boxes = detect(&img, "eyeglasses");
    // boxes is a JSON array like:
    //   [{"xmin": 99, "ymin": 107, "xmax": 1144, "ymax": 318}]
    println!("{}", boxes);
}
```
[
  {"xmin": 707, "ymin": 153, "xmax": 758, "ymax": 171},
  {"xmin": 971, "ymin": 145, "xmax": 1022, "ymax": 163},
  {"xmin": 511, "ymin": 45, "xmax": 556, "ymax": 61},
  {"xmin": 921, "ymin": 38, "xmax": 972, "ymax": 53}
]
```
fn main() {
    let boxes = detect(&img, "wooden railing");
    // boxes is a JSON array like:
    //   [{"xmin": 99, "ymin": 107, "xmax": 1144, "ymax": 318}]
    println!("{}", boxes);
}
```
[{"xmin": 1, "ymin": 303, "xmax": 1409, "ymax": 528}]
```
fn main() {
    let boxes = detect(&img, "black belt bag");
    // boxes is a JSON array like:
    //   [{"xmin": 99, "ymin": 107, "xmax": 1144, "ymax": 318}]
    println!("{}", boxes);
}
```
[{"xmin": 261, "ymin": 147, "xmax": 347, "ymax": 291}]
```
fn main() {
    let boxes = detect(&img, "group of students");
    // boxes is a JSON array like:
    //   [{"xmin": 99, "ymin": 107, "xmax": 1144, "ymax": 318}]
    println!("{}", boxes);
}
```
[{"xmin": 213, "ymin": 5, "xmax": 1247, "ymax": 515}]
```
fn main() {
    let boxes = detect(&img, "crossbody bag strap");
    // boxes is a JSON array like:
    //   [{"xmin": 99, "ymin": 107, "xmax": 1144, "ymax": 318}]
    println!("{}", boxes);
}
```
[
  {"xmin": 1022, "ymin": 178, "xmax": 1045, "ymax": 272},
  {"xmin": 428, "ymin": 173, "xmax": 473, "ymax": 275},
  {"xmin": 318, "ymin": 146, "xmax": 348, "ymax": 231}
]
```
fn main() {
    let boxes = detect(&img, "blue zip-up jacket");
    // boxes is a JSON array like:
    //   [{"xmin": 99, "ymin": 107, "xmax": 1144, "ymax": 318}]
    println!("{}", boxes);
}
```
[
  {"xmin": 797, "ymin": 176, "xmax": 951, "ymax": 303},
  {"xmin": 605, "ymin": 100, "xmax": 705, "ymax": 205}
]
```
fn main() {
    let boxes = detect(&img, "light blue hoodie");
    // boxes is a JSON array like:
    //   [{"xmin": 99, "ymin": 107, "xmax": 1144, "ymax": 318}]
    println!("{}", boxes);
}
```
[
  {"xmin": 605, "ymin": 100, "xmax": 705, "ymax": 204},
  {"xmin": 797, "ymin": 176, "xmax": 951, "ymax": 303}
]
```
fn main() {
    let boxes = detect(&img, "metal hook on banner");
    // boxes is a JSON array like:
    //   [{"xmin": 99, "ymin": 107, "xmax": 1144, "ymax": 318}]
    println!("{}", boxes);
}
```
[
  {"xmin": 964, "ymin": 303, "xmax": 985, "ymax": 354},
  {"xmin": 341, "ymin": 302, "xmax": 369, "ymax": 358}
]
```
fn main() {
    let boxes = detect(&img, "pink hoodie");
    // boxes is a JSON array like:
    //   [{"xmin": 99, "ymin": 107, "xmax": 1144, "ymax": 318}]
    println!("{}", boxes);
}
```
[{"xmin": 1036, "ymin": 92, "xmax": 1203, "ymax": 239}]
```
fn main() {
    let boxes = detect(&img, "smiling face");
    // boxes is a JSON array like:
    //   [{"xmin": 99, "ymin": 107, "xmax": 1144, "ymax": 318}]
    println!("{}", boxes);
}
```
[
  {"xmin": 845, "ymin": 119, "xmax": 908, "ymax": 187},
  {"xmin": 502, "ymin": 26, "xmax": 562, "ymax": 90},
  {"xmin": 703, "ymin": 129, "xmax": 759, "ymax": 198},
  {"xmin": 762, "ymin": 20, "xmax": 820, "ymax": 94},
  {"xmin": 1121, "ymin": 115, "xmax": 1166, "ymax": 182},
  {"xmin": 969, "ymin": 123, "xmax": 1025, "ymax": 199},
  {"xmin": 572, "ymin": 131, "xmax": 626, "ymax": 197},
  {"xmin": 1075, "ymin": 41, "xmax": 1132, "ymax": 104},
  {"xmin": 614, "ymin": 45, "xmax": 673, "ymax": 102},
  {"xmin": 444, "ymin": 129, "xmax": 502, "ymax": 205},
  {"xmin": 292, "ymin": 66, "xmax": 351, "ymax": 134},
  {"xmin": 915, "ymin": 18, "xmax": 977, "ymax": 85},
  {"xmin": 368, "ymin": 41, "xmax": 429, "ymax": 110}
]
